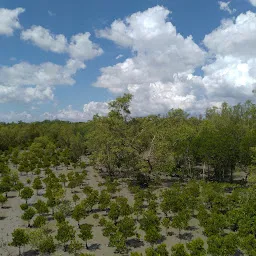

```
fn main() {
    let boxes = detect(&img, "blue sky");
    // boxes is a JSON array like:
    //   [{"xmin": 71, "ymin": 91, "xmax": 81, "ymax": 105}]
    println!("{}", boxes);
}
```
[{"xmin": 0, "ymin": 0, "xmax": 256, "ymax": 121}]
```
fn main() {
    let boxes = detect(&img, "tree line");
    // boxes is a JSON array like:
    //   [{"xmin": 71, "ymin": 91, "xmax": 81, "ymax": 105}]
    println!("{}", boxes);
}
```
[{"xmin": 1, "ymin": 94, "xmax": 256, "ymax": 183}]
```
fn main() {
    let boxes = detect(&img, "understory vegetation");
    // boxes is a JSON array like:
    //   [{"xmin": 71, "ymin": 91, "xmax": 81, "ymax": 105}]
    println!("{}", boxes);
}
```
[{"xmin": 1, "ymin": 94, "xmax": 256, "ymax": 255}]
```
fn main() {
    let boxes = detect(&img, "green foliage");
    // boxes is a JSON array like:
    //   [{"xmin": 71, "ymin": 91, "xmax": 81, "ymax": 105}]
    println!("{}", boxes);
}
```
[
  {"xmin": 140, "ymin": 210, "xmax": 160, "ymax": 233},
  {"xmin": 20, "ymin": 187, "xmax": 34, "ymax": 203},
  {"xmin": 207, "ymin": 233, "xmax": 239, "ymax": 256},
  {"xmin": 20, "ymin": 203, "xmax": 29, "ymax": 211},
  {"xmin": 33, "ymin": 215, "xmax": 47, "ymax": 228},
  {"xmin": 171, "ymin": 210, "xmax": 190, "ymax": 235},
  {"xmin": 108, "ymin": 202, "xmax": 120, "ymax": 223},
  {"xmin": 34, "ymin": 199, "xmax": 49, "ymax": 215},
  {"xmin": 187, "ymin": 238, "xmax": 206, "ymax": 256},
  {"xmin": 28, "ymin": 229, "xmax": 56, "ymax": 254},
  {"xmin": 32, "ymin": 177, "xmax": 43, "ymax": 194},
  {"xmin": 171, "ymin": 243, "xmax": 189, "ymax": 256},
  {"xmin": 10, "ymin": 229, "xmax": 29, "ymax": 255},
  {"xmin": 240, "ymin": 234, "xmax": 256, "ymax": 256},
  {"xmin": 21, "ymin": 207, "xmax": 36, "ymax": 227},
  {"xmin": 109, "ymin": 231, "xmax": 127, "ymax": 253},
  {"xmin": 98, "ymin": 190, "xmax": 111, "ymax": 211},
  {"xmin": 102, "ymin": 220, "xmax": 117, "ymax": 237},
  {"xmin": 68, "ymin": 239, "xmax": 83, "ymax": 255},
  {"xmin": 144, "ymin": 227, "xmax": 162, "ymax": 246},
  {"xmin": 54, "ymin": 211, "xmax": 65, "ymax": 223},
  {"xmin": 130, "ymin": 252, "xmax": 143, "ymax": 256},
  {"xmin": 116, "ymin": 196, "xmax": 132, "ymax": 216},
  {"xmin": 0, "ymin": 194, "xmax": 7, "ymax": 208},
  {"xmin": 93, "ymin": 213, "xmax": 99, "ymax": 219},
  {"xmin": 72, "ymin": 204, "xmax": 85, "ymax": 227},
  {"xmin": 161, "ymin": 217, "xmax": 171, "ymax": 235},
  {"xmin": 73, "ymin": 193, "xmax": 80, "ymax": 204},
  {"xmin": 56, "ymin": 221, "xmax": 75, "ymax": 249},
  {"xmin": 117, "ymin": 216, "xmax": 136, "ymax": 239},
  {"xmin": 145, "ymin": 243, "xmax": 169, "ymax": 256},
  {"xmin": 79, "ymin": 223, "xmax": 93, "ymax": 249},
  {"xmin": 37, "ymin": 235, "xmax": 56, "ymax": 254},
  {"xmin": 203, "ymin": 212, "xmax": 226, "ymax": 236},
  {"xmin": 99, "ymin": 217, "xmax": 107, "ymax": 226},
  {"xmin": 85, "ymin": 189, "xmax": 99, "ymax": 211}
]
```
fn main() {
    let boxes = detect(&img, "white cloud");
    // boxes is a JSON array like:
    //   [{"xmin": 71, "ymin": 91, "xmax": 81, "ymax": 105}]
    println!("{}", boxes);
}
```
[
  {"xmin": 202, "ymin": 11, "xmax": 256, "ymax": 104},
  {"xmin": 94, "ymin": 6, "xmax": 207, "ymax": 113},
  {"xmin": 21, "ymin": 27, "xmax": 103, "ymax": 61},
  {"xmin": 95, "ymin": 6, "xmax": 205, "ymax": 92},
  {"xmin": 48, "ymin": 10, "xmax": 56, "ymax": 17},
  {"xmin": 21, "ymin": 26, "xmax": 67, "ymax": 53},
  {"xmin": 218, "ymin": 1, "xmax": 236, "ymax": 14},
  {"xmin": 0, "ymin": 8, "xmax": 24, "ymax": 35},
  {"xmin": 249, "ymin": 0, "xmax": 256, "ymax": 7},
  {"xmin": 69, "ymin": 33, "xmax": 103, "ymax": 61},
  {"xmin": 43, "ymin": 102, "xmax": 109, "ymax": 121},
  {"xmin": 116, "ymin": 54, "xmax": 123, "ymax": 60},
  {"xmin": 4, "ymin": 5, "xmax": 256, "ymax": 121},
  {"xmin": 90, "ymin": 7, "xmax": 256, "ymax": 118},
  {"xmin": 83, "ymin": 101, "xmax": 109, "ymax": 118},
  {"xmin": 203, "ymin": 11, "xmax": 256, "ymax": 59},
  {"xmin": 3, "ymin": 26, "xmax": 102, "ymax": 103},
  {"xmin": 202, "ymin": 56, "xmax": 256, "ymax": 102},
  {"xmin": 0, "ymin": 59, "xmax": 85, "ymax": 103},
  {"xmin": 0, "ymin": 111, "xmax": 32, "ymax": 122}
]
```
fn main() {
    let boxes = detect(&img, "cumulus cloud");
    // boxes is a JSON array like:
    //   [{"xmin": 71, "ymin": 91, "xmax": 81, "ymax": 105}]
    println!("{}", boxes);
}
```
[
  {"xmin": 203, "ymin": 11, "xmax": 256, "ymax": 59},
  {"xmin": 0, "ymin": 111, "xmax": 32, "ymax": 122},
  {"xmin": 89, "ymin": 7, "xmax": 256, "ymax": 118},
  {"xmin": 3, "ymin": 25, "xmax": 102, "ymax": 103},
  {"xmin": 4, "ymin": 5, "xmax": 256, "ymax": 121},
  {"xmin": 21, "ymin": 26, "xmax": 67, "ymax": 53},
  {"xmin": 93, "ymin": 6, "xmax": 207, "ymax": 114},
  {"xmin": 69, "ymin": 33, "xmax": 103, "ymax": 61},
  {"xmin": 0, "ymin": 8, "xmax": 24, "ymax": 35},
  {"xmin": 249, "ymin": 0, "xmax": 256, "ymax": 7},
  {"xmin": 43, "ymin": 102, "xmax": 109, "ymax": 122},
  {"xmin": 0, "ymin": 59, "xmax": 85, "ymax": 103},
  {"xmin": 96, "ymin": 6, "xmax": 205, "ymax": 86},
  {"xmin": 48, "ymin": 10, "xmax": 56, "ymax": 17},
  {"xmin": 202, "ymin": 11, "xmax": 256, "ymax": 104},
  {"xmin": 218, "ymin": 1, "xmax": 236, "ymax": 14},
  {"xmin": 116, "ymin": 54, "xmax": 123, "ymax": 60},
  {"xmin": 21, "ymin": 26, "xmax": 103, "ymax": 61}
]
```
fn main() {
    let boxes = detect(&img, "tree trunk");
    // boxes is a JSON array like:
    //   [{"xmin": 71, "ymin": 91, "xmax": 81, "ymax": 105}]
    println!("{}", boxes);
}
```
[
  {"xmin": 230, "ymin": 167, "xmax": 233, "ymax": 183},
  {"xmin": 86, "ymin": 240, "xmax": 88, "ymax": 249},
  {"xmin": 146, "ymin": 159, "xmax": 153, "ymax": 174},
  {"xmin": 203, "ymin": 162, "xmax": 206, "ymax": 180},
  {"xmin": 19, "ymin": 246, "xmax": 21, "ymax": 256}
]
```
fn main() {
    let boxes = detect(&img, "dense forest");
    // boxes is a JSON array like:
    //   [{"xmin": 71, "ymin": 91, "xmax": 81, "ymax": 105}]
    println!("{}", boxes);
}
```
[
  {"xmin": 1, "ymin": 94, "xmax": 256, "ymax": 182},
  {"xmin": 1, "ymin": 94, "xmax": 256, "ymax": 255}
]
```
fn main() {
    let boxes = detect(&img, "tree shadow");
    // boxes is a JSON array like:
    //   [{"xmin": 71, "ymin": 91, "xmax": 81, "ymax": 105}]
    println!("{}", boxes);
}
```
[
  {"xmin": 0, "ymin": 216, "xmax": 7, "ymax": 220},
  {"xmin": 126, "ymin": 238, "xmax": 144, "ymax": 248},
  {"xmin": 156, "ymin": 235, "xmax": 166, "ymax": 244},
  {"xmin": 23, "ymin": 250, "xmax": 39, "ymax": 256},
  {"xmin": 2, "ymin": 206, "xmax": 11, "ymax": 209},
  {"xmin": 91, "ymin": 208, "xmax": 102, "ymax": 214},
  {"xmin": 47, "ymin": 216, "xmax": 54, "ymax": 221},
  {"xmin": 7, "ymin": 195, "xmax": 16, "ymax": 199},
  {"xmin": 179, "ymin": 232, "xmax": 193, "ymax": 241},
  {"xmin": 167, "ymin": 231, "xmax": 175, "ymax": 236},
  {"xmin": 88, "ymin": 243, "xmax": 101, "ymax": 251},
  {"xmin": 186, "ymin": 226, "xmax": 198, "ymax": 231},
  {"xmin": 234, "ymin": 249, "xmax": 244, "ymax": 256}
]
